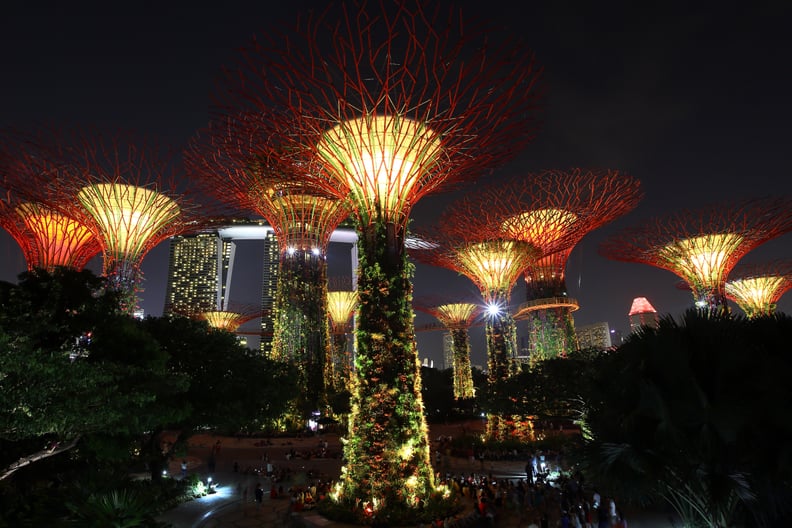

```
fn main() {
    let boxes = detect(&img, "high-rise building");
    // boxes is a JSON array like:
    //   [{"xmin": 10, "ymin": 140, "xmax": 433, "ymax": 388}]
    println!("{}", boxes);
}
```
[
  {"xmin": 164, "ymin": 221, "xmax": 277, "ymax": 354},
  {"xmin": 164, "ymin": 232, "xmax": 228, "ymax": 315},
  {"xmin": 576, "ymin": 321, "xmax": 612, "ymax": 350},
  {"xmin": 628, "ymin": 297, "xmax": 659, "ymax": 333},
  {"xmin": 260, "ymin": 229, "xmax": 278, "ymax": 355}
]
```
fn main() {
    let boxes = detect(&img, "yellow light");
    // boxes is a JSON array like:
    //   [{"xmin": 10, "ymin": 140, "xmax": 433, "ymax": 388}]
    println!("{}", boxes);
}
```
[
  {"xmin": 726, "ymin": 275, "xmax": 786, "ymax": 317},
  {"xmin": 404, "ymin": 475, "xmax": 418, "ymax": 489},
  {"xmin": 202, "ymin": 311, "xmax": 245, "ymax": 331},
  {"xmin": 77, "ymin": 183, "xmax": 180, "ymax": 261},
  {"xmin": 502, "ymin": 208, "xmax": 578, "ymax": 245},
  {"xmin": 659, "ymin": 233, "xmax": 743, "ymax": 287},
  {"xmin": 316, "ymin": 115, "xmax": 443, "ymax": 219},
  {"xmin": 457, "ymin": 240, "xmax": 535, "ymax": 293},
  {"xmin": 435, "ymin": 303, "xmax": 476, "ymax": 327},
  {"xmin": 15, "ymin": 202, "xmax": 95, "ymax": 268},
  {"xmin": 397, "ymin": 441, "xmax": 415, "ymax": 460},
  {"xmin": 327, "ymin": 290, "xmax": 358, "ymax": 327}
]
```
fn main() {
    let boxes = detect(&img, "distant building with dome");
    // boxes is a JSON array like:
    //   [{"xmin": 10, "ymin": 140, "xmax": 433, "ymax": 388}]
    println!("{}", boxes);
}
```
[{"xmin": 628, "ymin": 297, "xmax": 659, "ymax": 333}]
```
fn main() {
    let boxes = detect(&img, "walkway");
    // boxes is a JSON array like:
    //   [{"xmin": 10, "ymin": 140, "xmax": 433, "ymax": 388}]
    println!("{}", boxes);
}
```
[{"xmin": 156, "ymin": 430, "xmax": 678, "ymax": 527}]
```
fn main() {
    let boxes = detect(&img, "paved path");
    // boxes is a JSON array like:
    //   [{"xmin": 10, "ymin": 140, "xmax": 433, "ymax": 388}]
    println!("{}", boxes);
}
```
[{"xmin": 157, "ymin": 429, "xmax": 679, "ymax": 527}]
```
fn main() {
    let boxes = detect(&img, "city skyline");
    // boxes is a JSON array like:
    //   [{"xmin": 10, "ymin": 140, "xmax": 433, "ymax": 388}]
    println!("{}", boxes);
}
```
[{"xmin": 2, "ymin": 1, "xmax": 792, "ymax": 367}]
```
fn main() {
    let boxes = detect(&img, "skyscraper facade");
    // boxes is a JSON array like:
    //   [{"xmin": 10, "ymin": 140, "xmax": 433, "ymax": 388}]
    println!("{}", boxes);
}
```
[{"xmin": 164, "ymin": 232, "xmax": 228, "ymax": 315}]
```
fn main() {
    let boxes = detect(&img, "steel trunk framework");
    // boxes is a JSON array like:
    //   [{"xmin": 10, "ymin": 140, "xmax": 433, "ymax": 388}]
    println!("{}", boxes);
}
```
[
  {"xmin": 414, "ymin": 296, "xmax": 480, "ymax": 400},
  {"xmin": 186, "ymin": 122, "xmax": 351, "ymax": 420}
]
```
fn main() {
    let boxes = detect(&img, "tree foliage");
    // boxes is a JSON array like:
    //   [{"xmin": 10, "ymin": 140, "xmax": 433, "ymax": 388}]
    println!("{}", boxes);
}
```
[{"xmin": 577, "ymin": 310, "xmax": 792, "ymax": 527}]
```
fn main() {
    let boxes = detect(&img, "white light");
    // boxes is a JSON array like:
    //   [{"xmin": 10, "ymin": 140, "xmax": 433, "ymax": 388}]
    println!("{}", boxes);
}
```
[
  {"xmin": 486, "ymin": 303, "xmax": 501, "ymax": 317},
  {"xmin": 287, "ymin": 247, "xmax": 296, "ymax": 255},
  {"xmin": 312, "ymin": 247, "xmax": 321, "ymax": 256}
]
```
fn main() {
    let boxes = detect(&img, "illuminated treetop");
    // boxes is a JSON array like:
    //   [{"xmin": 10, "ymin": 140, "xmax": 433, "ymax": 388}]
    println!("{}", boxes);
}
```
[
  {"xmin": 0, "ymin": 133, "xmax": 100, "ymax": 271},
  {"xmin": 200, "ymin": 308, "xmax": 261, "ymax": 333},
  {"xmin": 410, "ymin": 233, "xmax": 539, "ymax": 302},
  {"xmin": 452, "ymin": 168, "xmax": 642, "ymax": 282},
  {"xmin": 217, "ymin": 0, "xmax": 541, "ymax": 229},
  {"xmin": 725, "ymin": 260, "xmax": 792, "ymax": 318},
  {"xmin": 599, "ymin": 197, "xmax": 792, "ymax": 307},
  {"xmin": 327, "ymin": 289, "xmax": 358, "ymax": 334},
  {"xmin": 186, "ymin": 119, "xmax": 349, "ymax": 255},
  {"xmin": 414, "ymin": 296, "xmax": 481, "ymax": 330},
  {"xmin": 24, "ymin": 128, "xmax": 202, "ymax": 281}
]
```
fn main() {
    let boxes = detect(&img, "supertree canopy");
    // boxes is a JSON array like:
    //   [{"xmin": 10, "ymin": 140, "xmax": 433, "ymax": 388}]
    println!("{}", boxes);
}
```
[
  {"xmin": 600, "ymin": 197, "xmax": 792, "ymax": 315},
  {"xmin": 186, "ymin": 122, "xmax": 350, "ymax": 421},
  {"xmin": 725, "ymin": 260, "xmax": 792, "ymax": 318},
  {"xmin": 17, "ymin": 127, "xmax": 202, "ymax": 314},
  {"xmin": 213, "ymin": 0, "xmax": 541, "ymax": 519},
  {"xmin": 413, "ymin": 296, "xmax": 480, "ymax": 400},
  {"xmin": 327, "ymin": 288, "xmax": 358, "ymax": 391},
  {"xmin": 0, "ymin": 134, "xmax": 100, "ymax": 272},
  {"xmin": 469, "ymin": 169, "xmax": 642, "ymax": 363}
]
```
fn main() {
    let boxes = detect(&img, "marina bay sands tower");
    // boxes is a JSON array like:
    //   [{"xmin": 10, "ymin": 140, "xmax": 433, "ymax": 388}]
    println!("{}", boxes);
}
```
[{"xmin": 164, "ymin": 219, "xmax": 357, "ymax": 354}]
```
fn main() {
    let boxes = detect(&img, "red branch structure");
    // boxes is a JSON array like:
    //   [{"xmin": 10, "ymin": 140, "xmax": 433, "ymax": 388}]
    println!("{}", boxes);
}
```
[
  {"xmin": 456, "ymin": 169, "xmax": 642, "ymax": 362},
  {"xmin": 208, "ymin": 1, "xmax": 542, "ymax": 517},
  {"xmin": 725, "ymin": 260, "xmax": 792, "ymax": 318},
  {"xmin": 13, "ymin": 126, "xmax": 203, "ymax": 313},
  {"xmin": 0, "ymin": 133, "xmax": 100, "ymax": 272},
  {"xmin": 600, "ymin": 197, "xmax": 792, "ymax": 314}
]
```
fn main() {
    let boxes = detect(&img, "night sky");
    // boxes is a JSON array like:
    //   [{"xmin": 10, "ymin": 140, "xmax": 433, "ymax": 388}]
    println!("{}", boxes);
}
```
[{"xmin": 2, "ymin": 1, "xmax": 792, "ymax": 367}]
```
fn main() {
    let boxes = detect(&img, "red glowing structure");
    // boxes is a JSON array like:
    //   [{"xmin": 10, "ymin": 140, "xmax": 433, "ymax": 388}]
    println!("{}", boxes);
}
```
[
  {"xmin": 414, "ymin": 296, "xmax": 480, "ymax": 400},
  {"xmin": 468, "ymin": 169, "xmax": 642, "ymax": 363},
  {"xmin": 32, "ymin": 128, "xmax": 201, "ymax": 313},
  {"xmin": 628, "ymin": 296, "xmax": 659, "ymax": 333},
  {"xmin": 725, "ymin": 260, "xmax": 792, "ymax": 318},
  {"xmin": 600, "ymin": 197, "xmax": 792, "ymax": 315},
  {"xmin": 213, "ymin": 1, "xmax": 541, "ymax": 517},
  {"xmin": 185, "ymin": 120, "xmax": 351, "ymax": 419},
  {"xmin": 0, "ymin": 134, "xmax": 100, "ymax": 272}
]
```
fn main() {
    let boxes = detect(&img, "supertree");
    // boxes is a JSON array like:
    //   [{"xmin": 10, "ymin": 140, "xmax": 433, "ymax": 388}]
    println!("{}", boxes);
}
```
[
  {"xmin": 0, "ymin": 132, "xmax": 100, "ymax": 272},
  {"xmin": 600, "ymin": 197, "xmax": 792, "ymax": 315},
  {"xmin": 471, "ymin": 169, "xmax": 642, "ymax": 364},
  {"xmin": 327, "ymin": 287, "xmax": 358, "ymax": 392},
  {"xmin": 409, "ymin": 225, "xmax": 540, "ymax": 441},
  {"xmin": 185, "ymin": 120, "xmax": 350, "ymax": 421},
  {"xmin": 413, "ymin": 296, "xmax": 480, "ymax": 400},
  {"xmin": 725, "ymin": 260, "xmax": 792, "ymax": 318},
  {"xmin": 213, "ymin": 1, "xmax": 541, "ymax": 518},
  {"xmin": 169, "ymin": 298, "xmax": 262, "ymax": 333}
]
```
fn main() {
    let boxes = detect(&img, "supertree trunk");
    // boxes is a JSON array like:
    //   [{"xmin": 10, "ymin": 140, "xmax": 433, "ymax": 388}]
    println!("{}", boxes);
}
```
[
  {"xmin": 449, "ymin": 328, "xmax": 475, "ymax": 400},
  {"xmin": 484, "ymin": 291, "xmax": 519, "ymax": 442},
  {"xmin": 331, "ymin": 221, "xmax": 437, "ymax": 519},
  {"xmin": 271, "ymin": 250, "xmax": 330, "ymax": 418},
  {"xmin": 527, "ymin": 307, "xmax": 578, "ymax": 365},
  {"xmin": 330, "ymin": 332, "xmax": 350, "ymax": 391}
]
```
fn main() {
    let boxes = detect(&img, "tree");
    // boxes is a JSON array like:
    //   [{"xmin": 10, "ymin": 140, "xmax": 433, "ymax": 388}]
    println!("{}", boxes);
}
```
[
  {"xmin": 136, "ymin": 315, "xmax": 298, "ymax": 479},
  {"xmin": 0, "ymin": 268, "xmax": 179, "ymax": 481},
  {"xmin": 577, "ymin": 310, "xmax": 792, "ymax": 527}
]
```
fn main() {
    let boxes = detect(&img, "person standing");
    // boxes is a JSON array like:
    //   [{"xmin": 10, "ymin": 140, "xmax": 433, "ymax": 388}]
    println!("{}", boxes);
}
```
[{"xmin": 254, "ymin": 482, "xmax": 264, "ymax": 509}]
